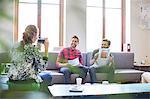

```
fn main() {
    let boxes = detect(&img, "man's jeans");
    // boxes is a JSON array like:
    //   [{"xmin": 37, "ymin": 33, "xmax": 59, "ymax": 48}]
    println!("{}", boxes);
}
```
[
  {"xmin": 89, "ymin": 65, "xmax": 115, "ymax": 83},
  {"xmin": 60, "ymin": 66, "xmax": 88, "ymax": 83}
]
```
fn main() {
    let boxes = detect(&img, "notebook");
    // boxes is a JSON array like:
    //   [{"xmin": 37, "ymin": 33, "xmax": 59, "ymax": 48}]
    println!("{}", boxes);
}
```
[{"xmin": 68, "ymin": 58, "xmax": 81, "ymax": 66}]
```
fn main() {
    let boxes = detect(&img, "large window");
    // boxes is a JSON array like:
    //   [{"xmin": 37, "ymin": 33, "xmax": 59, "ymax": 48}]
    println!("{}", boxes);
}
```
[
  {"xmin": 41, "ymin": 0, "xmax": 59, "ymax": 51},
  {"xmin": 16, "ymin": 0, "xmax": 129, "ymax": 52},
  {"xmin": 86, "ymin": 0, "xmax": 103, "ymax": 52},
  {"xmin": 86, "ymin": 0, "xmax": 123, "ymax": 52},
  {"xmin": 105, "ymin": 0, "xmax": 122, "ymax": 52},
  {"xmin": 18, "ymin": 0, "xmax": 61, "ymax": 51},
  {"xmin": 18, "ymin": 0, "xmax": 37, "ymax": 41}
]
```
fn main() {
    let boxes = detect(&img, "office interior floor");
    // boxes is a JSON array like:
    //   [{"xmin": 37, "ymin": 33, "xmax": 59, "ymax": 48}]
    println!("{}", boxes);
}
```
[
  {"xmin": 1, "ymin": 83, "xmax": 150, "ymax": 99},
  {"xmin": 0, "ymin": 75, "xmax": 150, "ymax": 99},
  {"xmin": 0, "ymin": 75, "xmax": 52, "ymax": 99}
]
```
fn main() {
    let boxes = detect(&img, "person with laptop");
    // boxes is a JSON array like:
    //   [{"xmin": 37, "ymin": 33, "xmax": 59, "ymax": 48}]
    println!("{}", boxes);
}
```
[
  {"xmin": 89, "ymin": 39, "xmax": 115, "ymax": 83},
  {"xmin": 56, "ymin": 35, "xmax": 88, "ymax": 83}
]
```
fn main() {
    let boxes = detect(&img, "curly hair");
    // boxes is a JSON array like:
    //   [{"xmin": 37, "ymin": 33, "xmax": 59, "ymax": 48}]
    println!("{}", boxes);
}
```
[{"xmin": 22, "ymin": 25, "xmax": 37, "ymax": 47}]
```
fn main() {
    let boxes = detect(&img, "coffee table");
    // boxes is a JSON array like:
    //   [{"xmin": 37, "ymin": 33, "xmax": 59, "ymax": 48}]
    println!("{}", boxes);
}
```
[{"xmin": 48, "ymin": 83, "xmax": 150, "ymax": 98}]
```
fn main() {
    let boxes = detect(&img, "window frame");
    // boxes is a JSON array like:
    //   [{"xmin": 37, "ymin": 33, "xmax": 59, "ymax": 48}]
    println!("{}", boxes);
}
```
[
  {"xmin": 14, "ymin": 0, "xmax": 127, "ymax": 52},
  {"xmin": 13, "ymin": 0, "xmax": 64, "ymax": 47},
  {"xmin": 86, "ymin": 0, "xmax": 126, "ymax": 52}
]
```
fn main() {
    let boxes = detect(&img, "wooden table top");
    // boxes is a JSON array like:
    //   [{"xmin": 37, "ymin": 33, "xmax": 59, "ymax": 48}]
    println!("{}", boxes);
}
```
[{"xmin": 134, "ymin": 63, "xmax": 150, "ymax": 67}]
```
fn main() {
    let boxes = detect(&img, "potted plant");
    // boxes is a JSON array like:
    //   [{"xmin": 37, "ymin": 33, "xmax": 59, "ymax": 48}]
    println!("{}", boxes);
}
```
[
  {"xmin": 0, "ymin": 38, "xmax": 11, "ymax": 75},
  {"xmin": 0, "ymin": 63, "xmax": 5, "ymax": 74},
  {"xmin": 0, "ymin": 0, "xmax": 12, "ymax": 75}
]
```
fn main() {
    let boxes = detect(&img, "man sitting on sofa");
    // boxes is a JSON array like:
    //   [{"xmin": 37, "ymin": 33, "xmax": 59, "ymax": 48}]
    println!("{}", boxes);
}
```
[
  {"xmin": 89, "ymin": 39, "xmax": 115, "ymax": 83},
  {"xmin": 56, "ymin": 35, "xmax": 88, "ymax": 83}
]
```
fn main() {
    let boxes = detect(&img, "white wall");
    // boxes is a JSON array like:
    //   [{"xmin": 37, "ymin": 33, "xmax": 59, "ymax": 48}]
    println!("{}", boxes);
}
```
[
  {"xmin": 131, "ymin": 0, "xmax": 150, "ymax": 63},
  {"xmin": 65, "ymin": 0, "xmax": 86, "ymax": 52}
]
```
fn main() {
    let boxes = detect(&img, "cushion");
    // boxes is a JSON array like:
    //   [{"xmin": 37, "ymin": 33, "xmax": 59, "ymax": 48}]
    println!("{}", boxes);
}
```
[
  {"xmin": 82, "ymin": 52, "xmax": 87, "ymax": 66},
  {"xmin": 46, "ymin": 52, "xmax": 135, "ymax": 69},
  {"xmin": 112, "ymin": 52, "xmax": 134, "ymax": 69},
  {"xmin": 86, "ymin": 52, "xmax": 93, "ymax": 66},
  {"xmin": 47, "ymin": 52, "xmax": 58, "ymax": 70}
]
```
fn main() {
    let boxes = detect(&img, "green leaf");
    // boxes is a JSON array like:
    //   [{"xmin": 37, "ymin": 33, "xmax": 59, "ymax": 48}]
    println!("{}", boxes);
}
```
[{"xmin": 0, "ymin": 63, "xmax": 5, "ymax": 74}]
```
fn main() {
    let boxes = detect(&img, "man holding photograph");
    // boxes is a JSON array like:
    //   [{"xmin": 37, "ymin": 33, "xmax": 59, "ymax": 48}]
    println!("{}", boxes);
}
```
[
  {"xmin": 56, "ymin": 35, "xmax": 88, "ymax": 83},
  {"xmin": 89, "ymin": 39, "xmax": 115, "ymax": 83}
]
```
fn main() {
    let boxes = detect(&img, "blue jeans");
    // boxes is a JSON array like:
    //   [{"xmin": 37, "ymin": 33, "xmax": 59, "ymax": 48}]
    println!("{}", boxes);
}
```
[
  {"xmin": 89, "ymin": 65, "xmax": 115, "ymax": 83},
  {"xmin": 38, "ymin": 72, "xmax": 52, "ymax": 86},
  {"xmin": 60, "ymin": 66, "xmax": 88, "ymax": 83}
]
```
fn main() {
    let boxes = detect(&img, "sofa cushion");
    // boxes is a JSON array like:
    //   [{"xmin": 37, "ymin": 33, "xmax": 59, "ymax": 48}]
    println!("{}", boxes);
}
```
[
  {"xmin": 112, "ymin": 52, "xmax": 134, "ymax": 69},
  {"xmin": 47, "ymin": 52, "xmax": 58, "ymax": 70},
  {"xmin": 114, "ymin": 69, "xmax": 144, "ymax": 82},
  {"xmin": 86, "ymin": 52, "xmax": 134, "ymax": 69},
  {"xmin": 82, "ymin": 52, "xmax": 87, "ymax": 66},
  {"xmin": 115, "ymin": 69, "xmax": 144, "ymax": 74},
  {"xmin": 86, "ymin": 52, "xmax": 93, "ymax": 66}
]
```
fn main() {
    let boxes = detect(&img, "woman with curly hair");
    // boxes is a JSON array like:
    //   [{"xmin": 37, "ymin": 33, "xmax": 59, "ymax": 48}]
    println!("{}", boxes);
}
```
[{"xmin": 8, "ymin": 25, "xmax": 52, "ymax": 89}]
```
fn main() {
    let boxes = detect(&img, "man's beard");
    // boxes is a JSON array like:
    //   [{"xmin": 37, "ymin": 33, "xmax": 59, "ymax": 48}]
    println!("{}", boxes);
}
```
[
  {"xmin": 71, "ymin": 44, "xmax": 76, "ymax": 48},
  {"xmin": 102, "ymin": 47, "xmax": 109, "ymax": 48}
]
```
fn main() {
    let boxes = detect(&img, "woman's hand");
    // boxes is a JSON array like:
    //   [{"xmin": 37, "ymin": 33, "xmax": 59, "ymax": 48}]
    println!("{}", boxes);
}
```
[{"xmin": 44, "ymin": 38, "xmax": 49, "ymax": 57}]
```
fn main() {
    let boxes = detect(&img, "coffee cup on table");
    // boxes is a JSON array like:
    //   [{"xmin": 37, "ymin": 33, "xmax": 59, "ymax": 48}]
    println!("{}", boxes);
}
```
[
  {"xmin": 102, "ymin": 80, "xmax": 109, "ymax": 84},
  {"xmin": 76, "ymin": 77, "xmax": 82, "ymax": 86}
]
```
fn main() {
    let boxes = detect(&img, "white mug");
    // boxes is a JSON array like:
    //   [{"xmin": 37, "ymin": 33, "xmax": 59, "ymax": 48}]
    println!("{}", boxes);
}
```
[
  {"xmin": 102, "ymin": 80, "xmax": 109, "ymax": 84},
  {"xmin": 76, "ymin": 77, "xmax": 82, "ymax": 86}
]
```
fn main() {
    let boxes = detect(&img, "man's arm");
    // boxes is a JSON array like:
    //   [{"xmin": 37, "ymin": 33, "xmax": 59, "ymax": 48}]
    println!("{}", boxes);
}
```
[
  {"xmin": 90, "ymin": 49, "xmax": 99, "ymax": 65},
  {"xmin": 56, "ymin": 56, "xmax": 69, "ymax": 68},
  {"xmin": 56, "ymin": 50, "xmax": 69, "ymax": 68}
]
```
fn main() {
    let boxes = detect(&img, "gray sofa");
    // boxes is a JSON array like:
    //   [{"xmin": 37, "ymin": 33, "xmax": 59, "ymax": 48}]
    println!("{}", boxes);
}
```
[
  {"xmin": 43, "ymin": 52, "xmax": 144, "ymax": 84},
  {"xmin": 0, "ymin": 52, "xmax": 144, "ymax": 84}
]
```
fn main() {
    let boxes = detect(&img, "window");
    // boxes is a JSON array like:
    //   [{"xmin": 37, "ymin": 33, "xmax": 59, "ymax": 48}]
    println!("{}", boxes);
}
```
[
  {"xmin": 17, "ymin": 0, "xmax": 62, "ymax": 51},
  {"xmin": 86, "ymin": 0, "xmax": 103, "ymax": 52},
  {"xmin": 16, "ymin": 0, "xmax": 129, "ymax": 52},
  {"xmin": 41, "ymin": 0, "xmax": 60, "ymax": 51},
  {"xmin": 86, "ymin": 0, "xmax": 125, "ymax": 52},
  {"xmin": 18, "ymin": 1, "xmax": 37, "ymax": 41},
  {"xmin": 105, "ymin": 0, "xmax": 122, "ymax": 52}
]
